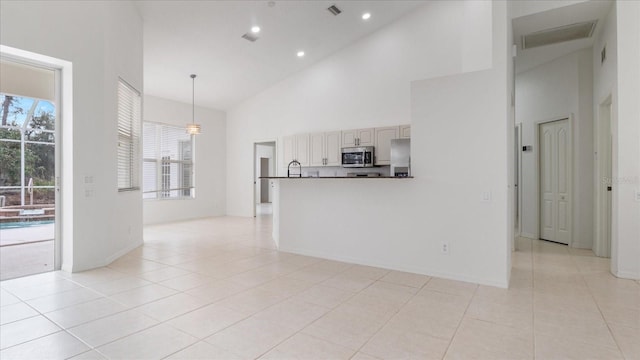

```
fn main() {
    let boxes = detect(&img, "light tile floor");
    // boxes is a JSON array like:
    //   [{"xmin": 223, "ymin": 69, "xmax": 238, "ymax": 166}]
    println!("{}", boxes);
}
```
[{"xmin": 1, "ymin": 216, "xmax": 638, "ymax": 359}]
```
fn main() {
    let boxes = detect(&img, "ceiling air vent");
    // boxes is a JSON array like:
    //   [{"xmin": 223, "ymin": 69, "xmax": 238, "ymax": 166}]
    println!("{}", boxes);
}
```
[
  {"xmin": 522, "ymin": 20, "xmax": 597, "ymax": 50},
  {"xmin": 327, "ymin": 5, "xmax": 342, "ymax": 16},
  {"xmin": 241, "ymin": 33, "xmax": 259, "ymax": 42}
]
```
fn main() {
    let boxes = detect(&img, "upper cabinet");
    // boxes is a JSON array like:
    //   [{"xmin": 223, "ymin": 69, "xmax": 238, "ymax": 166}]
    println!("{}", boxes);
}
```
[
  {"xmin": 283, "ymin": 133, "xmax": 309, "ymax": 167},
  {"xmin": 310, "ymin": 131, "xmax": 341, "ymax": 167},
  {"xmin": 284, "ymin": 124, "xmax": 409, "ymax": 168},
  {"xmin": 374, "ymin": 126, "xmax": 400, "ymax": 165},
  {"xmin": 400, "ymin": 125, "xmax": 411, "ymax": 139},
  {"xmin": 342, "ymin": 128, "xmax": 374, "ymax": 147}
]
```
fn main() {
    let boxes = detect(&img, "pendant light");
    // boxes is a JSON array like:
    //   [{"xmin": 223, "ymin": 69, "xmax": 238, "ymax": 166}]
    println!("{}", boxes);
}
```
[{"xmin": 186, "ymin": 74, "xmax": 201, "ymax": 135}]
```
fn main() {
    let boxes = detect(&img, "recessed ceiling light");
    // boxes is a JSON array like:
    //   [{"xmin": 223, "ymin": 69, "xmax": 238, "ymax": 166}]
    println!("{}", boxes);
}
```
[
  {"xmin": 251, "ymin": 26, "xmax": 261, "ymax": 33},
  {"xmin": 297, "ymin": 51, "xmax": 305, "ymax": 57},
  {"xmin": 362, "ymin": 12, "xmax": 371, "ymax": 20}
]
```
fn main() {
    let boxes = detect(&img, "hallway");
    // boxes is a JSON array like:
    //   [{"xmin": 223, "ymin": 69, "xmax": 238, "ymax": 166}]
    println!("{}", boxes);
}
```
[{"xmin": 0, "ymin": 216, "xmax": 638, "ymax": 359}]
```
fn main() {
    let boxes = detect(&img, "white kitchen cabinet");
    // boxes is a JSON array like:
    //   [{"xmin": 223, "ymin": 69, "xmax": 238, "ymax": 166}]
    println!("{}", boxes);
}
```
[
  {"xmin": 325, "ymin": 131, "xmax": 341, "ymax": 166},
  {"xmin": 400, "ymin": 124, "xmax": 411, "ymax": 139},
  {"xmin": 296, "ymin": 133, "xmax": 309, "ymax": 166},
  {"xmin": 342, "ymin": 128, "xmax": 374, "ymax": 147},
  {"xmin": 282, "ymin": 133, "xmax": 309, "ymax": 167},
  {"xmin": 309, "ymin": 133, "xmax": 325, "ymax": 167},
  {"xmin": 309, "ymin": 131, "xmax": 341, "ymax": 166},
  {"xmin": 283, "ymin": 135, "xmax": 295, "ymax": 166},
  {"xmin": 374, "ymin": 126, "xmax": 399, "ymax": 165}
]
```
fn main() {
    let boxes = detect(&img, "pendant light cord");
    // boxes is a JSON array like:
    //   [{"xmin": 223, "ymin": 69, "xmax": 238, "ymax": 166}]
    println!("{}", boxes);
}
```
[{"xmin": 191, "ymin": 74, "xmax": 196, "ymax": 124}]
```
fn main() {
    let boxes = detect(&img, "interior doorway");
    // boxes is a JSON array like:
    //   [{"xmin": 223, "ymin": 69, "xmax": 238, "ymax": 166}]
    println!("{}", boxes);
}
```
[
  {"xmin": 594, "ymin": 96, "xmax": 612, "ymax": 258},
  {"xmin": 0, "ymin": 57, "xmax": 60, "ymax": 280},
  {"xmin": 538, "ymin": 118, "xmax": 572, "ymax": 245},
  {"xmin": 253, "ymin": 141, "xmax": 276, "ymax": 217},
  {"xmin": 260, "ymin": 158, "xmax": 270, "ymax": 203}
]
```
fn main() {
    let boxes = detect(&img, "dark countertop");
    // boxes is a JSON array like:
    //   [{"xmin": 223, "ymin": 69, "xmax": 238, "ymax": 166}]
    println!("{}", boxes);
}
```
[{"xmin": 260, "ymin": 176, "xmax": 414, "ymax": 179}]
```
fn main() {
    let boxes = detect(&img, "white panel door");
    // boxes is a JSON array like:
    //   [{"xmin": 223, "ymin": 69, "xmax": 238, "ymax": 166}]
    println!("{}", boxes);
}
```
[
  {"xmin": 342, "ymin": 130, "xmax": 357, "ymax": 147},
  {"xmin": 325, "ymin": 131, "xmax": 342, "ymax": 166},
  {"xmin": 540, "ymin": 125, "xmax": 555, "ymax": 241},
  {"xmin": 357, "ymin": 128, "xmax": 375, "ymax": 146},
  {"xmin": 539, "ymin": 120, "xmax": 571, "ymax": 244},
  {"xmin": 374, "ymin": 126, "xmax": 399, "ymax": 165},
  {"xmin": 296, "ymin": 133, "xmax": 310, "ymax": 166},
  {"xmin": 399, "ymin": 125, "xmax": 411, "ymax": 139},
  {"xmin": 283, "ymin": 135, "xmax": 295, "ymax": 166},
  {"xmin": 309, "ymin": 133, "xmax": 325, "ymax": 167},
  {"xmin": 556, "ymin": 124, "xmax": 571, "ymax": 244}
]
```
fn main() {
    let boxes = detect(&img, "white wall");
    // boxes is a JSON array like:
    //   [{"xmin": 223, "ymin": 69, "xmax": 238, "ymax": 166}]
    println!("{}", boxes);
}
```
[
  {"xmin": 142, "ymin": 95, "xmax": 226, "ymax": 224},
  {"xmin": 230, "ymin": 1, "xmax": 511, "ymax": 287},
  {"xmin": 612, "ymin": 1, "xmax": 640, "ymax": 279},
  {"xmin": 516, "ymin": 49, "xmax": 594, "ymax": 248},
  {"xmin": 0, "ymin": 0, "xmax": 144, "ymax": 271},
  {"xmin": 227, "ymin": 0, "xmax": 492, "ymax": 216},
  {"xmin": 592, "ymin": 2, "xmax": 640, "ymax": 279}
]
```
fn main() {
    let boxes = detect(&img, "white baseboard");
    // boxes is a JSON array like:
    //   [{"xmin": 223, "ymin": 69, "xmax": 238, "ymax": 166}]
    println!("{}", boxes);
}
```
[
  {"xmin": 613, "ymin": 270, "xmax": 640, "ymax": 280},
  {"xmin": 103, "ymin": 240, "xmax": 143, "ymax": 266},
  {"xmin": 520, "ymin": 232, "xmax": 537, "ymax": 239},
  {"xmin": 570, "ymin": 242, "xmax": 592, "ymax": 250},
  {"xmin": 279, "ymin": 246, "xmax": 509, "ymax": 289}
]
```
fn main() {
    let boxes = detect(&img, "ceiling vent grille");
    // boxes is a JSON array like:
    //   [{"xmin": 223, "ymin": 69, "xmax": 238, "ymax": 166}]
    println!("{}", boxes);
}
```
[
  {"xmin": 241, "ymin": 33, "xmax": 259, "ymax": 42},
  {"xmin": 522, "ymin": 20, "xmax": 597, "ymax": 50},
  {"xmin": 327, "ymin": 5, "xmax": 342, "ymax": 16}
]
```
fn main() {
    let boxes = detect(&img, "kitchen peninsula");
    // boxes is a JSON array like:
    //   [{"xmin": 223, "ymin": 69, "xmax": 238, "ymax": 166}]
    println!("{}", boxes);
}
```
[{"xmin": 265, "ymin": 175, "xmax": 415, "ymax": 270}]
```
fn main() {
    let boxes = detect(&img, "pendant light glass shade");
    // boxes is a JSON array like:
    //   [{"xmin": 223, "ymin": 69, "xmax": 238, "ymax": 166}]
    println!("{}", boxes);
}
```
[
  {"xmin": 187, "ymin": 74, "xmax": 201, "ymax": 135},
  {"xmin": 186, "ymin": 123, "xmax": 201, "ymax": 135}
]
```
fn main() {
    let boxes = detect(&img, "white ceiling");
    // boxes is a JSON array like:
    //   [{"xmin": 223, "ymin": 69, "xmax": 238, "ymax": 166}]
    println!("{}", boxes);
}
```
[
  {"xmin": 513, "ymin": 0, "xmax": 613, "ymax": 74},
  {"xmin": 136, "ymin": 1, "xmax": 426, "ymax": 110}
]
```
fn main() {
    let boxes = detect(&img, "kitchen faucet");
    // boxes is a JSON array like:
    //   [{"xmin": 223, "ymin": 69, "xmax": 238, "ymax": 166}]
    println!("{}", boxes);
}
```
[{"xmin": 287, "ymin": 160, "xmax": 302, "ymax": 178}]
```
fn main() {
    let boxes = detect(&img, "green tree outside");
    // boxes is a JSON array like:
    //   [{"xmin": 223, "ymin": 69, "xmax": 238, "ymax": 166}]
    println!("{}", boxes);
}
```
[{"xmin": 0, "ymin": 94, "xmax": 56, "ymax": 205}]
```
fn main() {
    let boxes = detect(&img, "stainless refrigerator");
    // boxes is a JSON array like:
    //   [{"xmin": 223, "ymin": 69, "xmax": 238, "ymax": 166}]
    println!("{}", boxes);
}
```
[{"xmin": 390, "ymin": 138, "xmax": 410, "ymax": 177}]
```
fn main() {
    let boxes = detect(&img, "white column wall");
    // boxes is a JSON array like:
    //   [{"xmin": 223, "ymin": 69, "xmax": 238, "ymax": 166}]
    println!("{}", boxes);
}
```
[
  {"xmin": 613, "ymin": 1, "xmax": 640, "ymax": 279},
  {"xmin": 228, "ymin": 1, "xmax": 511, "ymax": 287},
  {"xmin": 0, "ymin": 0, "xmax": 144, "ymax": 271},
  {"xmin": 591, "ymin": 2, "xmax": 640, "ymax": 279}
]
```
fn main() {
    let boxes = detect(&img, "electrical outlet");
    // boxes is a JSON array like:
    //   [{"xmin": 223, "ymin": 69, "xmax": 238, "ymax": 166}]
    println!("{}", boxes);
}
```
[
  {"xmin": 635, "ymin": 189, "xmax": 640, "ymax": 202},
  {"xmin": 481, "ymin": 191, "xmax": 492, "ymax": 202},
  {"xmin": 441, "ymin": 241, "xmax": 450, "ymax": 255}
]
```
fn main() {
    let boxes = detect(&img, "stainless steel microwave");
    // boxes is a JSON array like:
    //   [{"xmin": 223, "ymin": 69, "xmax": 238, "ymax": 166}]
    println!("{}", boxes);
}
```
[{"xmin": 341, "ymin": 146, "xmax": 374, "ymax": 167}]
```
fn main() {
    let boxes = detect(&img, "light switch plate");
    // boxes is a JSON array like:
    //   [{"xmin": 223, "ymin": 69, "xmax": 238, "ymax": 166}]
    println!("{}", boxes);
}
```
[
  {"xmin": 481, "ymin": 191, "xmax": 492, "ymax": 202},
  {"xmin": 635, "ymin": 189, "xmax": 640, "ymax": 202}
]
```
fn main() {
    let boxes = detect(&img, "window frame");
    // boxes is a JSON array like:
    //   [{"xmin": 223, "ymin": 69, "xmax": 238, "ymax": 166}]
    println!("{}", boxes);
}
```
[
  {"xmin": 117, "ymin": 78, "xmax": 141, "ymax": 192},
  {"xmin": 142, "ymin": 121, "xmax": 195, "ymax": 200}
]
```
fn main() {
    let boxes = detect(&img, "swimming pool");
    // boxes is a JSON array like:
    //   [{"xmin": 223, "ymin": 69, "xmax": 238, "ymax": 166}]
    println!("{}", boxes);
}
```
[{"xmin": 0, "ymin": 220, "xmax": 55, "ymax": 230}]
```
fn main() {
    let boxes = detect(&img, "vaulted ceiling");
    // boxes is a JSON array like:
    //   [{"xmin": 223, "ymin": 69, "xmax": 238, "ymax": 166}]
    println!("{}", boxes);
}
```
[
  {"xmin": 512, "ymin": 0, "xmax": 612, "ymax": 73},
  {"xmin": 136, "ymin": 1, "xmax": 425, "ymax": 110}
]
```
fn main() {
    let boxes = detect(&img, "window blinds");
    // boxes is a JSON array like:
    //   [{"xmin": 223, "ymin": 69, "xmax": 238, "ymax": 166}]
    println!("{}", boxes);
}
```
[{"xmin": 117, "ymin": 79, "xmax": 141, "ymax": 191}]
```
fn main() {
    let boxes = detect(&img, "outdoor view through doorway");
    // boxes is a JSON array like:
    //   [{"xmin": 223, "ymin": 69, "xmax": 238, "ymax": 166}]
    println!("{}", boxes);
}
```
[{"xmin": 0, "ymin": 65, "xmax": 57, "ymax": 280}]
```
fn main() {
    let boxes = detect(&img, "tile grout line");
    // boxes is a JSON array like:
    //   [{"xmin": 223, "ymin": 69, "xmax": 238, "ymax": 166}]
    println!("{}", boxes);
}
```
[
  {"xmin": 438, "ymin": 280, "xmax": 479, "ymax": 360},
  {"xmin": 352, "ymin": 276, "xmax": 435, "ymax": 358},
  {"xmin": 249, "ymin": 271, "xmax": 393, "ymax": 359},
  {"xmin": 527, "ymin": 237, "xmax": 535, "ymax": 360},
  {"xmin": 575, "ymin": 255, "xmax": 627, "ymax": 358},
  {"xmin": 160, "ymin": 259, "xmax": 358, "ymax": 359}
]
